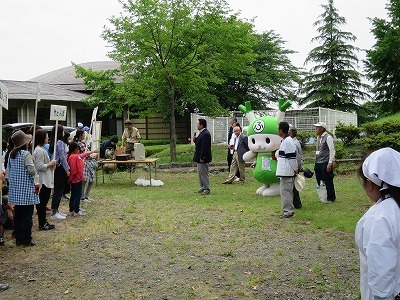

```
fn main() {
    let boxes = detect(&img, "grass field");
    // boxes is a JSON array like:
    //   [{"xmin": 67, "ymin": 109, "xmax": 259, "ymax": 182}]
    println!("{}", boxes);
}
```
[{"xmin": 0, "ymin": 165, "xmax": 367, "ymax": 299}]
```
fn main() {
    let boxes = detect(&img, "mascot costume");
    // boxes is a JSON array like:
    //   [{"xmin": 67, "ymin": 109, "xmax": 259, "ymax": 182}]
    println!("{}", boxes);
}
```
[{"xmin": 239, "ymin": 99, "xmax": 291, "ymax": 196}]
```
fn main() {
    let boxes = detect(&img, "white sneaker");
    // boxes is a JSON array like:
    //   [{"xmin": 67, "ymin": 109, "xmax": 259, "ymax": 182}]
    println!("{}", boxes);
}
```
[
  {"xmin": 50, "ymin": 212, "xmax": 66, "ymax": 220},
  {"xmin": 86, "ymin": 197, "xmax": 95, "ymax": 202},
  {"xmin": 234, "ymin": 177, "xmax": 240, "ymax": 182},
  {"xmin": 77, "ymin": 210, "xmax": 87, "ymax": 216},
  {"xmin": 82, "ymin": 198, "xmax": 92, "ymax": 204},
  {"xmin": 58, "ymin": 211, "xmax": 67, "ymax": 217},
  {"xmin": 79, "ymin": 208, "xmax": 87, "ymax": 213}
]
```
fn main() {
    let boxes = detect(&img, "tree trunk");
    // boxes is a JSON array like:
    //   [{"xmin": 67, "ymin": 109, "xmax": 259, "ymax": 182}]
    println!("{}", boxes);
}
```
[{"xmin": 168, "ymin": 75, "xmax": 177, "ymax": 162}]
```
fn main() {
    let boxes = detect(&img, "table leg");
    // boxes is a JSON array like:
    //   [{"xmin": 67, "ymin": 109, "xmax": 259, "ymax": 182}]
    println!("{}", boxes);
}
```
[{"xmin": 148, "ymin": 163, "xmax": 152, "ymax": 186}]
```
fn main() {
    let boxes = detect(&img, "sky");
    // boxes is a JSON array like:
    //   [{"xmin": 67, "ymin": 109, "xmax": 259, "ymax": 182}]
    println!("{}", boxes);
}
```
[{"xmin": 0, "ymin": 0, "xmax": 388, "ymax": 81}]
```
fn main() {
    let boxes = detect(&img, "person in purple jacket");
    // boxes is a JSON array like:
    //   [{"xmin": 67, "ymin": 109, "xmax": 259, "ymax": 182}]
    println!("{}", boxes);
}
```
[{"xmin": 49, "ymin": 125, "xmax": 70, "ymax": 220}]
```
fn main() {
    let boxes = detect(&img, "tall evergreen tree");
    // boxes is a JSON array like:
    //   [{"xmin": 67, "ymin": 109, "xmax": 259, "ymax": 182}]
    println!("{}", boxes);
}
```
[
  {"xmin": 365, "ymin": 0, "xmax": 400, "ymax": 115},
  {"xmin": 299, "ymin": 0, "xmax": 369, "ymax": 111}
]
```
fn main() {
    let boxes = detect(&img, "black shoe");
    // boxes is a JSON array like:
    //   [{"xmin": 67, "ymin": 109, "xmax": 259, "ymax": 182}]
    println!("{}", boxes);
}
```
[
  {"xmin": 0, "ymin": 236, "xmax": 4, "ymax": 246},
  {"xmin": 39, "ymin": 222, "xmax": 55, "ymax": 231},
  {"xmin": 0, "ymin": 283, "xmax": 9, "ymax": 291},
  {"xmin": 16, "ymin": 240, "xmax": 36, "ymax": 247}
]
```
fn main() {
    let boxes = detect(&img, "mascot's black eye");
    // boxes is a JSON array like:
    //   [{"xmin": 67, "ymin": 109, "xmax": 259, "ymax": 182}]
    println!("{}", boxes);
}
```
[
  {"xmin": 266, "ymin": 138, "xmax": 270, "ymax": 144},
  {"xmin": 252, "ymin": 138, "xmax": 256, "ymax": 144}
]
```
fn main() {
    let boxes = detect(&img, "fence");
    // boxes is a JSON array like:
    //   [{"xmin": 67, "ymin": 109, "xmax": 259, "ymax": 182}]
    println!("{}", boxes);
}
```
[{"xmin": 191, "ymin": 107, "xmax": 358, "ymax": 143}]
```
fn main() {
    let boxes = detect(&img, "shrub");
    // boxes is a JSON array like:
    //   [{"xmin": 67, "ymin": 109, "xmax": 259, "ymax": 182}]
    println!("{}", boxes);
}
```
[
  {"xmin": 361, "ymin": 120, "xmax": 400, "ymax": 136},
  {"xmin": 335, "ymin": 122, "xmax": 360, "ymax": 145},
  {"xmin": 141, "ymin": 139, "xmax": 172, "ymax": 146},
  {"xmin": 334, "ymin": 142, "xmax": 347, "ymax": 159},
  {"xmin": 296, "ymin": 131, "xmax": 311, "ymax": 149},
  {"xmin": 361, "ymin": 122, "xmax": 382, "ymax": 136},
  {"xmin": 381, "ymin": 120, "xmax": 400, "ymax": 135},
  {"xmin": 145, "ymin": 145, "xmax": 168, "ymax": 156},
  {"xmin": 363, "ymin": 132, "xmax": 400, "ymax": 152}
]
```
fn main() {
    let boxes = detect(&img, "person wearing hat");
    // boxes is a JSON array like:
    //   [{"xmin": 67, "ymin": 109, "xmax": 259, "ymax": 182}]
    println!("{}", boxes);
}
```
[
  {"xmin": 82, "ymin": 126, "xmax": 92, "ymax": 149},
  {"xmin": 7, "ymin": 130, "xmax": 39, "ymax": 246},
  {"xmin": 121, "ymin": 119, "xmax": 141, "ymax": 157},
  {"xmin": 355, "ymin": 147, "xmax": 400, "ymax": 300},
  {"xmin": 68, "ymin": 122, "xmax": 85, "ymax": 143},
  {"xmin": 314, "ymin": 121, "xmax": 336, "ymax": 202}
]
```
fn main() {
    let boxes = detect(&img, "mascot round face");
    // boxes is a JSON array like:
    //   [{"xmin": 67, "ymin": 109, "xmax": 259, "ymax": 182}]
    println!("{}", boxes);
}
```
[{"xmin": 247, "ymin": 116, "xmax": 281, "ymax": 153}]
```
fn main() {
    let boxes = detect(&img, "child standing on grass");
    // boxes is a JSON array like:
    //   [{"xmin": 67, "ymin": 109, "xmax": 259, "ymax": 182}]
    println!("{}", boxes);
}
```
[
  {"xmin": 82, "ymin": 153, "xmax": 98, "ymax": 203},
  {"xmin": 67, "ymin": 142, "xmax": 97, "ymax": 216}
]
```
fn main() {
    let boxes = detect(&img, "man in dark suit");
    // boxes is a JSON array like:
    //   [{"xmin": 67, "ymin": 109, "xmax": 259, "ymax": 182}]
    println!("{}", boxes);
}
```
[
  {"xmin": 193, "ymin": 118, "xmax": 212, "ymax": 195},
  {"xmin": 223, "ymin": 126, "xmax": 249, "ymax": 184}
]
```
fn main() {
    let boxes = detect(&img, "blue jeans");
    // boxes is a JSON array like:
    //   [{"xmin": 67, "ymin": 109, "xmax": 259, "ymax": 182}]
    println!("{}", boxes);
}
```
[{"xmin": 69, "ymin": 181, "xmax": 83, "ymax": 213}]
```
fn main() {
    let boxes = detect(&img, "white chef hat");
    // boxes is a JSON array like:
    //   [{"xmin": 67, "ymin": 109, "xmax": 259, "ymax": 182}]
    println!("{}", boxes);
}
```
[{"xmin": 362, "ymin": 147, "xmax": 400, "ymax": 190}]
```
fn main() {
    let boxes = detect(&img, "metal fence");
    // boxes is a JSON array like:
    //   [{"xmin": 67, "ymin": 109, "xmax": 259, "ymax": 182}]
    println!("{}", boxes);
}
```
[{"xmin": 191, "ymin": 107, "xmax": 357, "ymax": 143}]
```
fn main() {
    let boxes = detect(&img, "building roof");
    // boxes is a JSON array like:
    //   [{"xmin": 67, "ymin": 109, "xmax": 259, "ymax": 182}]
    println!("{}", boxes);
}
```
[
  {"xmin": 0, "ymin": 80, "xmax": 88, "ymax": 102},
  {"xmin": 30, "ymin": 61, "xmax": 121, "ymax": 91}
]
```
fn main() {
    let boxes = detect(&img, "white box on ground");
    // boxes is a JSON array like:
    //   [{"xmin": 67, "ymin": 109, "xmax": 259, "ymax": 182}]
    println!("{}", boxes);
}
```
[{"xmin": 134, "ymin": 143, "xmax": 145, "ymax": 160}]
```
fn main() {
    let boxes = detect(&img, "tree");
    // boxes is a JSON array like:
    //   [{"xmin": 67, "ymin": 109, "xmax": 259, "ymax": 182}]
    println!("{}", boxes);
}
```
[
  {"xmin": 75, "ymin": 0, "xmax": 255, "ymax": 161},
  {"xmin": 211, "ymin": 31, "xmax": 302, "ymax": 111},
  {"xmin": 365, "ymin": 0, "xmax": 400, "ymax": 115},
  {"xmin": 299, "ymin": 0, "xmax": 369, "ymax": 111}
]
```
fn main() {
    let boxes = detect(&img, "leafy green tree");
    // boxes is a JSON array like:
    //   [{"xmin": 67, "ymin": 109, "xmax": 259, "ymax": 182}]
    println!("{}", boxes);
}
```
[
  {"xmin": 299, "ymin": 0, "xmax": 369, "ymax": 111},
  {"xmin": 365, "ymin": 0, "xmax": 400, "ymax": 115},
  {"xmin": 75, "ymin": 0, "xmax": 255, "ymax": 161},
  {"xmin": 357, "ymin": 101, "xmax": 380, "ymax": 124},
  {"xmin": 211, "ymin": 31, "xmax": 302, "ymax": 111}
]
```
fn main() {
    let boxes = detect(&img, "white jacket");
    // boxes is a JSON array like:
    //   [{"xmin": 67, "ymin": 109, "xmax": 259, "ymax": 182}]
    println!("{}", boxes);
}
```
[
  {"xmin": 355, "ymin": 197, "xmax": 400, "ymax": 300},
  {"xmin": 33, "ymin": 146, "xmax": 54, "ymax": 189},
  {"xmin": 276, "ymin": 135, "xmax": 297, "ymax": 177}
]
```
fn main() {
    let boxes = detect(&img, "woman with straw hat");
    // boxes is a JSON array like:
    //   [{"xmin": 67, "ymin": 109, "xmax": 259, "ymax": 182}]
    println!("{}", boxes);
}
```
[{"xmin": 7, "ymin": 130, "xmax": 39, "ymax": 246}]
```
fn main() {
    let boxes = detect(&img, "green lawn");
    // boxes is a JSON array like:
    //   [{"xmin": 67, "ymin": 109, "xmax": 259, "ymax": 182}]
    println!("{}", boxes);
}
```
[{"xmin": 2, "ymin": 166, "xmax": 366, "ymax": 299}]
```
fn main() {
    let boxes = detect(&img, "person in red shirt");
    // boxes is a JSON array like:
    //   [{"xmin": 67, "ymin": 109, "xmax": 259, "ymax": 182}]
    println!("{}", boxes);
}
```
[{"xmin": 67, "ymin": 142, "xmax": 97, "ymax": 216}]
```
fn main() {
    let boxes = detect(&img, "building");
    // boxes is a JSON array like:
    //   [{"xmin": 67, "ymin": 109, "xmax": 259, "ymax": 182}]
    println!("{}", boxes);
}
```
[{"xmin": 1, "ymin": 61, "xmax": 191, "ymax": 141}]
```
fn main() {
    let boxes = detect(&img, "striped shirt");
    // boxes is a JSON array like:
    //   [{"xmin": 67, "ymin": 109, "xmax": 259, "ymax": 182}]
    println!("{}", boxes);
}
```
[{"xmin": 276, "ymin": 135, "xmax": 298, "ymax": 177}]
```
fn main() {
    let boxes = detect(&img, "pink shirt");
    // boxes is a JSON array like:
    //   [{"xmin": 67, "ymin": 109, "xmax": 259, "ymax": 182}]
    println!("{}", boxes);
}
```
[{"xmin": 67, "ymin": 152, "xmax": 88, "ymax": 183}]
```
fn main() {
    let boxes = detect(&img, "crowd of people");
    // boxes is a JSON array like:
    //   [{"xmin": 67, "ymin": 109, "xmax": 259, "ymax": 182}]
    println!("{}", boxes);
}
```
[
  {"xmin": 0, "ymin": 122, "xmax": 98, "ymax": 250},
  {"xmin": 192, "ymin": 117, "xmax": 400, "ymax": 299},
  {"xmin": 0, "ymin": 120, "xmax": 144, "ymax": 292},
  {"xmin": 1, "ymin": 116, "xmax": 399, "ymax": 298}
]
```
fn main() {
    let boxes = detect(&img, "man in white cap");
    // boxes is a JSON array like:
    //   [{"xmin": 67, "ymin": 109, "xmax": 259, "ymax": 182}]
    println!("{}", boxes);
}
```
[
  {"xmin": 314, "ymin": 121, "xmax": 336, "ymax": 202},
  {"xmin": 355, "ymin": 147, "xmax": 400, "ymax": 300},
  {"xmin": 68, "ymin": 122, "xmax": 85, "ymax": 143}
]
